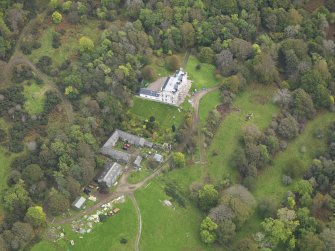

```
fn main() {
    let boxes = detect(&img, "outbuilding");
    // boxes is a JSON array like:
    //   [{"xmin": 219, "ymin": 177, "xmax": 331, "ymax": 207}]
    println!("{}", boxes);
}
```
[
  {"xmin": 153, "ymin": 153, "xmax": 164, "ymax": 163},
  {"xmin": 133, "ymin": 155, "xmax": 142, "ymax": 169},
  {"xmin": 97, "ymin": 162, "xmax": 123, "ymax": 188},
  {"xmin": 72, "ymin": 196, "xmax": 86, "ymax": 210}
]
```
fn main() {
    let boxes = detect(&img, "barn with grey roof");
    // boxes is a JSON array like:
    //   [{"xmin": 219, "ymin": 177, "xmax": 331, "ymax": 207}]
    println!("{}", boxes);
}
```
[{"xmin": 97, "ymin": 162, "xmax": 123, "ymax": 188}]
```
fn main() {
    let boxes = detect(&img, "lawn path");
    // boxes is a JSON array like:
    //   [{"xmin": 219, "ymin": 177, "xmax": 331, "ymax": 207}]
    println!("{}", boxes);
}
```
[{"xmin": 130, "ymin": 194, "xmax": 142, "ymax": 251}]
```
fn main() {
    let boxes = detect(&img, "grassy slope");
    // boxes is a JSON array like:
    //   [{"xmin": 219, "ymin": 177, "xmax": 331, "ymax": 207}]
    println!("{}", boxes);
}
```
[
  {"xmin": 29, "ymin": 21, "xmax": 100, "ymax": 67},
  {"xmin": 32, "ymin": 198, "xmax": 137, "ymax": 251},
  {"xmin": 207, "ymin": 85, "xmax": 278, "ymax": 182},
  {"xmin": 185, "ymin": 56, "xmax": 218, "ymax": 90},
  {"xmin": 235, "ymin": 112, "xmax": 335, "ymax": 243},
  {"xmin": 198, "ymin": 90, "xmax": 221, "ymax": 125},
  {"xmin": 164, "ymin": 163, "xmax": 203, "ymax": 193},
  {"xmin": 24, "ymin": 82, "xmax": 48, "ymax": 114},
  {"xmin": 253, "ymin": 112, "xmax": 334, "ymax": 201},
  {"xmin": 135, "ymin": 179, "xmax": 219, "ymax": 251},
  {"xmin": 130, "ymin": 97, "xmax": 190, "ymax": 129}
]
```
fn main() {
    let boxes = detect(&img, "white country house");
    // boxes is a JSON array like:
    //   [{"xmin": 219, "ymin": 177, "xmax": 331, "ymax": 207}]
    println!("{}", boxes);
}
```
[{"xmin": 139, "ymin": 68, "xmax": 191, "ymax": 106}]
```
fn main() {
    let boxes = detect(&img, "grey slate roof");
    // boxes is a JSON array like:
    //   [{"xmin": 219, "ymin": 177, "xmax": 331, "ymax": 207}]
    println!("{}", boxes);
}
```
[
  {"xmin": 97, "ymin": 162, "xmax": 123, "ymax": 188},
  {"xmin": 133, "ymin": 155, "xmax": 142, "ymax": 168},
  {"xmin": 139, "ymin": 88, "xmax": 159, "ymax": 97},
  {"xmin": 100, "ymin": 148, "xmax": 131, "ymax": 163}
]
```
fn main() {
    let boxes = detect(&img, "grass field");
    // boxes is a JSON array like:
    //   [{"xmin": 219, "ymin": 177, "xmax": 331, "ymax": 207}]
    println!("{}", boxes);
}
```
[
  {"xmin": 29, "ymin": 21, "xmax": 100, "ymax": 67},
  {"xmin": 206, "ymin": 85, "xmax": 279, "ymax": 182},
  {"xmin": 32, "ymin": 197, "xmax": 137, "ymax": 251},
  {"xmin": 135, "ymin": 179, "xmax": 219, "ymax": 251},
  {"xmin": 198, "ymin": 90, "xmax": 221, "ymax": 125},
  {"xmin": 130, "ymin": 97, "xmax": 191, "ymax": 129},
  {"xmin": 24, "ymin": 82, "xmax": 48, "ymax": 114},
  {"xmin": 185, "ymin": 56, "xmax": 218, "ymax": 90},
  {"xmin": 128, "ymin": 166, "xmax": 152, "ymax": 184},
  {"xmin": 164, "ymin": 163, "xmax": 203, "ymax": 193}
]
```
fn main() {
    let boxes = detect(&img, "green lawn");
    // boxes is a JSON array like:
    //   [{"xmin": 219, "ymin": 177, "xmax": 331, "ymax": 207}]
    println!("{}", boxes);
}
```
[
  {"xmin": 32, "ymin": 197, "xmax": 137, "ymax": 251},
  {"xmin": 164, "ymin": 163, "xmax": 203, "ymax": 193},
  {"xmin": 185, "ymin": 55, "xmax": 218, "ymax": 90},
  {"xmin": 29, "ymin": 21, "xmax": 101, "ymax": 67},
  {"xmin": 128, "ymin": 166, "xmax": 152, "ymax": 184},
  {"xmin": 206, "ymin": 85, "xmax": 279, "ymax": 182},
  {"xmin": 130, "ymin": 97, "xmax": 190, "ymax": 129},
  {"xmin": 135, "ymin": 179, "xmax": 219, "ymax": 251},
  {"xmin": 24, "ymin": 82, "xmax": 48, "ymax": 115},
  {"xmin": 198, "ymin": 90, "xmax": 221, "ymax": 125}
]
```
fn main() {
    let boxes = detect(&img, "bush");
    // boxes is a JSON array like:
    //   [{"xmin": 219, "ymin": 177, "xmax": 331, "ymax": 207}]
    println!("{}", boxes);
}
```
[
  {"xmin": 282, "ymin": 175, "xmax": 293, "ymax": 186},
  {"xmin": 257, "ymin": 197, "xmax": 278, "ymax": 218},
  {"xmin": 166, "ymin": 55, "xmax": 181, "ymax": 71},
  {"xmin": 99, "ymin": 214, "xmax": 108, "ymax": 222},
  {"xmin": 52, "ymin": 32, "xmax": 61, "ymax": 49},
  {"xmin": 243, "ymin": 176, "xmax": 256, "ymax": 191},
  {"xmin": 283, "ymin": 158, "xmax": 305, "ymax": 179},
  {"xmin": 277, "ymin": 115, "xmax": 299, "ymax": 139},
  {"xmin": 142, "ymin": 65, "xmax": 156, "ymax": 81},
  {"xmin": 120, "ymin": 238, "xmax": 128, "ymax": 244},
  {"xmin": 165, "ymin": 183, "xmax": 186, "ymax": 207},
  {"xmin": 52, "ymin": 11, "xmax": 62, "ymax": 24}
]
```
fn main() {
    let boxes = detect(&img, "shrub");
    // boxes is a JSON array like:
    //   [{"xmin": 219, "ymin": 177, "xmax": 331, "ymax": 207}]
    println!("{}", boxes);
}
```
[
  {"xmin": 52, "ymin": 11, "xmax": 62, "ymax": 24},
  {"xmin": 166, "ymin": 55, "xmax": 181, "ymax": 71}
]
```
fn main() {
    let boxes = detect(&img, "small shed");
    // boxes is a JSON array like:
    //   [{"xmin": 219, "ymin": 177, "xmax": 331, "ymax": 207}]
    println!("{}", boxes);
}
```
[
  {"xmin": 72, "ymin": 196, "xmax": 86, "ymax": 210},
  {"xmin": 133, "ymin": 155, "xmax": 142, "ymax": 169},
  {"xmin": 153, "ymin": 153, "xmax": 164, "ymax": 163}
]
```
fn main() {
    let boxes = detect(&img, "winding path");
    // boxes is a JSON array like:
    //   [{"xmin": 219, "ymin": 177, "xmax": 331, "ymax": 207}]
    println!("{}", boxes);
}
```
[{"xmin": 177, "ymin": 85, "xmax": 220, "ymax": 152}]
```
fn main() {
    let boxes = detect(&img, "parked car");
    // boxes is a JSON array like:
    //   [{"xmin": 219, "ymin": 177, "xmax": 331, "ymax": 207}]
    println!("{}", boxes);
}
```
[{"xmin": 83, "ymin": 188, "xmax": 91, "ymax": 195}]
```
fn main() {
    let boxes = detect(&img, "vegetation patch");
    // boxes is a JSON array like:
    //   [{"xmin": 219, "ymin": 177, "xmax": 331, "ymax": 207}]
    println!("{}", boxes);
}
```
[
  {"xmin": 0, "ymin": 148, "xmax": 19, "ymax": 220},
  {"xmin": 28, "ymin": 21, "xmax": 100, "ymax": 67},
  {"xmin": 253, "ymin": 112, "xmax": 334, "ymax": 201},
  {"xmin": 24, "ymin": 82, "xmax": 48, "ymax": 115},
  {"xmin": 199, "ymin": 90, "xmax": 221, "ymax": 125},
  {"xmin": 234, "ymin": 112, "xmax": 335, "ymax": 245}
]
